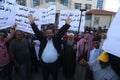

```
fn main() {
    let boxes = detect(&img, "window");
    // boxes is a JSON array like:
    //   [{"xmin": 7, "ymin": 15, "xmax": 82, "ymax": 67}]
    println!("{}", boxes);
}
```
[
  {"xmin": 16, "ymin": 0, "xmax": 26, "ymax": 6},
  {"xmin": 74, "ymin": 3, "xmax": 81, "ymax": 9},
  {"xmin": 85, "ymin": 4, "xmax": 91, "ymax": 10},
  {"xmin": 97, "ymin": 0, "xmax": 103, "ymax": 9},
  {"xmin": 94, "ymin": 17, "xmax": 100, "ymax": 25},
  {"xmin": 46, "ymin": 0, "xmax": 55, "ymax": 3},
  {"xmin": 33, "ymin": 0, "xmax": 40, "ymax": 7},
  {"xmin": 86, "ymin": 15, "xmax": 91, "ymax": 20},
  {"xmin": 61, "ymin": 0, "xmax": 68, "ymax": 6}
]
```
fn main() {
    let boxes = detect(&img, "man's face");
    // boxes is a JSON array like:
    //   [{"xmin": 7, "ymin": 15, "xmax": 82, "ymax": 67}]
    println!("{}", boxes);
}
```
[
  {"xmin": 84, "ymin": 33, "xmax": 89, "ymax": 40},
  {"xmin": 101, "ymin": 33, "xmax": 106, "ymax": 39},
  {"xmin": 15, "ymin": 31, "xmax": 24, "ymax": 40},
  {"xmin": 93, "ymin": 41, "xmax": 100, "ymax": 49},
  {"xmin": 67, "ymin": 35, "xmax": 74, "ymax": 46},
  {"xmin": 68, "ymin": 35, "xmax": 74, "ymax": 41},
  {"xmin": 45, "ymin": 29, "xmax": 53, "ymax": 40}
]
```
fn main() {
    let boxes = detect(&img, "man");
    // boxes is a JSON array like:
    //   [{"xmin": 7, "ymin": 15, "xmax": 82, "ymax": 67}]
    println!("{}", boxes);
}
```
[
  {"xmin": 28, "ymin": 14, "xmax": 71, "ymax": 80},
  {"xmin": 88, "ymin": 36, "xmax": 103, "ymax": 80},
  {"xmin": 0, "ymin": 27, "xmax": 15, "ymax": 80},
  {"xmin": 9, "ymin": 30, "xmax": 32, "ymax": 80},
  {"xmin": 80, "ymin": 52, "xmax": 120, "ymax": 80},
  {"xmin": 100, "ymin": 32, "xmax": 106, "ymax": 48},
  {"xmin": 77, "ymin": 31, "xmax": 94, "ymax": 62},
  {"xmin": 76, "ymin": 31, "xmax": 93, "ymax": 80},
  {"xmin": 89, "ymin": 36, "xmax": 103, "ymax": 62},
  {"xmin": 62, "ymin": 32, "xmax": 77, "ymax": 80}
]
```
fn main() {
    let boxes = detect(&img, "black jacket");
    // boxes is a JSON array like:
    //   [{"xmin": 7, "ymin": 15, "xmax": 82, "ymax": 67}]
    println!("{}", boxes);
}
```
[{"xmin": 31, "ymin": 23, "xmax": 70, "ymax": 61}]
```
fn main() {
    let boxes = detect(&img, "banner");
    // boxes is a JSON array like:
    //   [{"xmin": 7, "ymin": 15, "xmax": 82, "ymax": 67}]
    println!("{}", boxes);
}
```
[
  {"xmin": 15, "ymin": 5, "xmax": 40, "ymax": 34},
  {"xmin": 40, "ymin": 5, "xmax": 56, "ymax": 25},
  {"xmin": 0, "ymin": 0, "xmax": 16, "ymax": 30},
  {"xmin": 58, "ymin": 10, "xmax": 86, "ymax": 32},
  {"xmin": 102, "ymin": 7, "xmax": 120, "ymax": 57}
]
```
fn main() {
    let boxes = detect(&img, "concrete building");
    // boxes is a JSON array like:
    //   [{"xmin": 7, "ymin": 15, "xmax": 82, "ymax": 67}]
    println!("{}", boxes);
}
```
[{"xmin": 86, "ymin": 10, "xmax": 115, "ymax": 29}]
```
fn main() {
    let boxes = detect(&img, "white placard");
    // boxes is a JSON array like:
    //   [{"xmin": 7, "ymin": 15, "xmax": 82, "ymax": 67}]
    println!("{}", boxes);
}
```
[
  {"xmin": 58, "ymin": 10, "xmax": 86, "ymax": 32},
  {"xmin": 15, "ymin": 5, "xmax": 40, "ymax": 34},
  {"xmin": 0, "ymin": 0, "xmax": 16, "ymax": 30},
  {"xmin": 40, "ymin": 5, "xmax": 56, "ymax": 25},
  {"xmin": 102, "ymin": 7, "xmax": 120, "ymax": 57}
]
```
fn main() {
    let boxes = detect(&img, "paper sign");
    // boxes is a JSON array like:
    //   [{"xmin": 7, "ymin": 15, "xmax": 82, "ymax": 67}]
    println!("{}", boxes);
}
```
[
  {"xmin": 0, "ymin": 0, "xmax": 16, "ymax": 30},
  {"xmin": 102, "ymin": 7, "xmax": 120, "ymax": 57},
  {"xmin": 40, "ymin": 5, "xmax": 56, "ymax": 25},
  {"xmin": 58, "ymin": 10, "xmax": 86, "ymax": 32},
  {"xmin": 15, "ymin": 5, "xmax": 40, "ymax": 34}
]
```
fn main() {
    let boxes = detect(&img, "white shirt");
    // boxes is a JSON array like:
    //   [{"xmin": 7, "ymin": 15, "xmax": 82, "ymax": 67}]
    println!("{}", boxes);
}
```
[
  {"xmin": 41, "ymin": 39, "xmax": 59, "ymax": 63},
  {"xmin": 89, "ymin": 48, "xmax": 103, "ymax": 62}
]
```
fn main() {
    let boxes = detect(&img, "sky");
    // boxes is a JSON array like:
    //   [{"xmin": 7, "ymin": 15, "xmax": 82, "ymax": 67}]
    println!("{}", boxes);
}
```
[{"xmin": 104, "ymin": 0, "xmax": 120, "ymax": 12}]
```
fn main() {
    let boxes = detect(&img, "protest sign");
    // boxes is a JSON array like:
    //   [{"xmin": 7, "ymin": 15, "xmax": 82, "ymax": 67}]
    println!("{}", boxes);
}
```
[
  {"xmin": 40, "ymin": 5, "xmax": 56, "ymax": 25},
  {"xmin": 15, "ymin": 5, "xmax": 40, "ymax": 34},
  {"xmin": 0, "ymin": 0, "xmax": 16, "ymax": 30},
  {"xmin": 58, "ymin": 10, "xmax": 85, "ymax": 32},
  {"xmin": 102, "ymin": 7, "xmax": 120, "ymax": 57}
]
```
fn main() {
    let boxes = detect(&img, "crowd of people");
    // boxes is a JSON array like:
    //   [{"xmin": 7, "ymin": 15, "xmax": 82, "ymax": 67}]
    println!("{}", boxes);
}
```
[{"xmin": 0, "ymin": 14, "xmax": 120, "ymax": 80}]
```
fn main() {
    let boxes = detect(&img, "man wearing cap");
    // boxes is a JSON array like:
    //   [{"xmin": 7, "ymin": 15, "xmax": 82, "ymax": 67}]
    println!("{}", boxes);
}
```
[{"xmin": 80, "ymin": 52, "xmax": 120, "ymax": 80}]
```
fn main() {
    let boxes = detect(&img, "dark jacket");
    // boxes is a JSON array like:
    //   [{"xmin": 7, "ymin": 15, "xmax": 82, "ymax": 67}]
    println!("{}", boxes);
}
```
[
  {"xmin": 31, "ymin": 23, "xmax": 70, "ymax": 61},
  {"xmin": 61, "ymin": 40, "xmax": 76, "ymax": 77}
]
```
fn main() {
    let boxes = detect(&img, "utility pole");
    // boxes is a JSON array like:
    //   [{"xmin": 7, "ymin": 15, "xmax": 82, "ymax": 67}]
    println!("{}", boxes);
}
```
[{"xmin": 77, "ymin": 9, "xmax": 86, "ymax": 37}]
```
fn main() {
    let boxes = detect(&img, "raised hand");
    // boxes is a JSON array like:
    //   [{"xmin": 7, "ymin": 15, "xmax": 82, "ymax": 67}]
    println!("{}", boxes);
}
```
[
  {"xmin": 65, "ymin": 17, "xmax": 72, "ymax": 25},
  {"xmin": 28, "ymin": 14, "xmax": 35, "ymax": 24}
]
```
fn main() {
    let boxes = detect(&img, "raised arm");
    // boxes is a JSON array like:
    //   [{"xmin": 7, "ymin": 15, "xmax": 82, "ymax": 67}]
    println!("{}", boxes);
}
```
[
  {"xmin": 5, "ymin": 25, "xmax": 15, "ymax": 42},
  {"xmin": 56, "ymin": 17, "xmax": 72, "ymax": 40},
  {"xmin": 28, "ymin": 14, "xmax": 44, "ymax": 41}
]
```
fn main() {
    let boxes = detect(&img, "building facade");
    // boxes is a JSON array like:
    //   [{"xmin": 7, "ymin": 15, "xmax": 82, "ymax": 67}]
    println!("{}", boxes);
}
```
[
  {"xmin": 86, "ymin": 10, "xmax": 115, "ymax": 28},
  {"xmin": 16, "ymin": 0, "xmax": 99, "ymax": 10},
  {"xmin": 96, "ymin": 0, "xmax": 106, "ymax": 9}
]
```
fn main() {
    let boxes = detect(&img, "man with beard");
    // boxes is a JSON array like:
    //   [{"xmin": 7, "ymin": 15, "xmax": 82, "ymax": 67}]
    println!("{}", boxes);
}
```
[
  {"xmin": 62, "ymin": 32, "xmax": 77, "ymax": 80},
  {"xmin": 28, "ymin": 14, "xmax": 72, "ymax": 80},
  {"xmin": 9, "ymin": 30, "xmax": 32, "ymax": 80}
]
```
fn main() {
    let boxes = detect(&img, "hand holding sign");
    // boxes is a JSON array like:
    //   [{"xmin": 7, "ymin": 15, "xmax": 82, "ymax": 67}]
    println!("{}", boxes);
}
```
[{"xmin": 28, "ymin": 14, "xmax": 35, "ymax": 24}]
